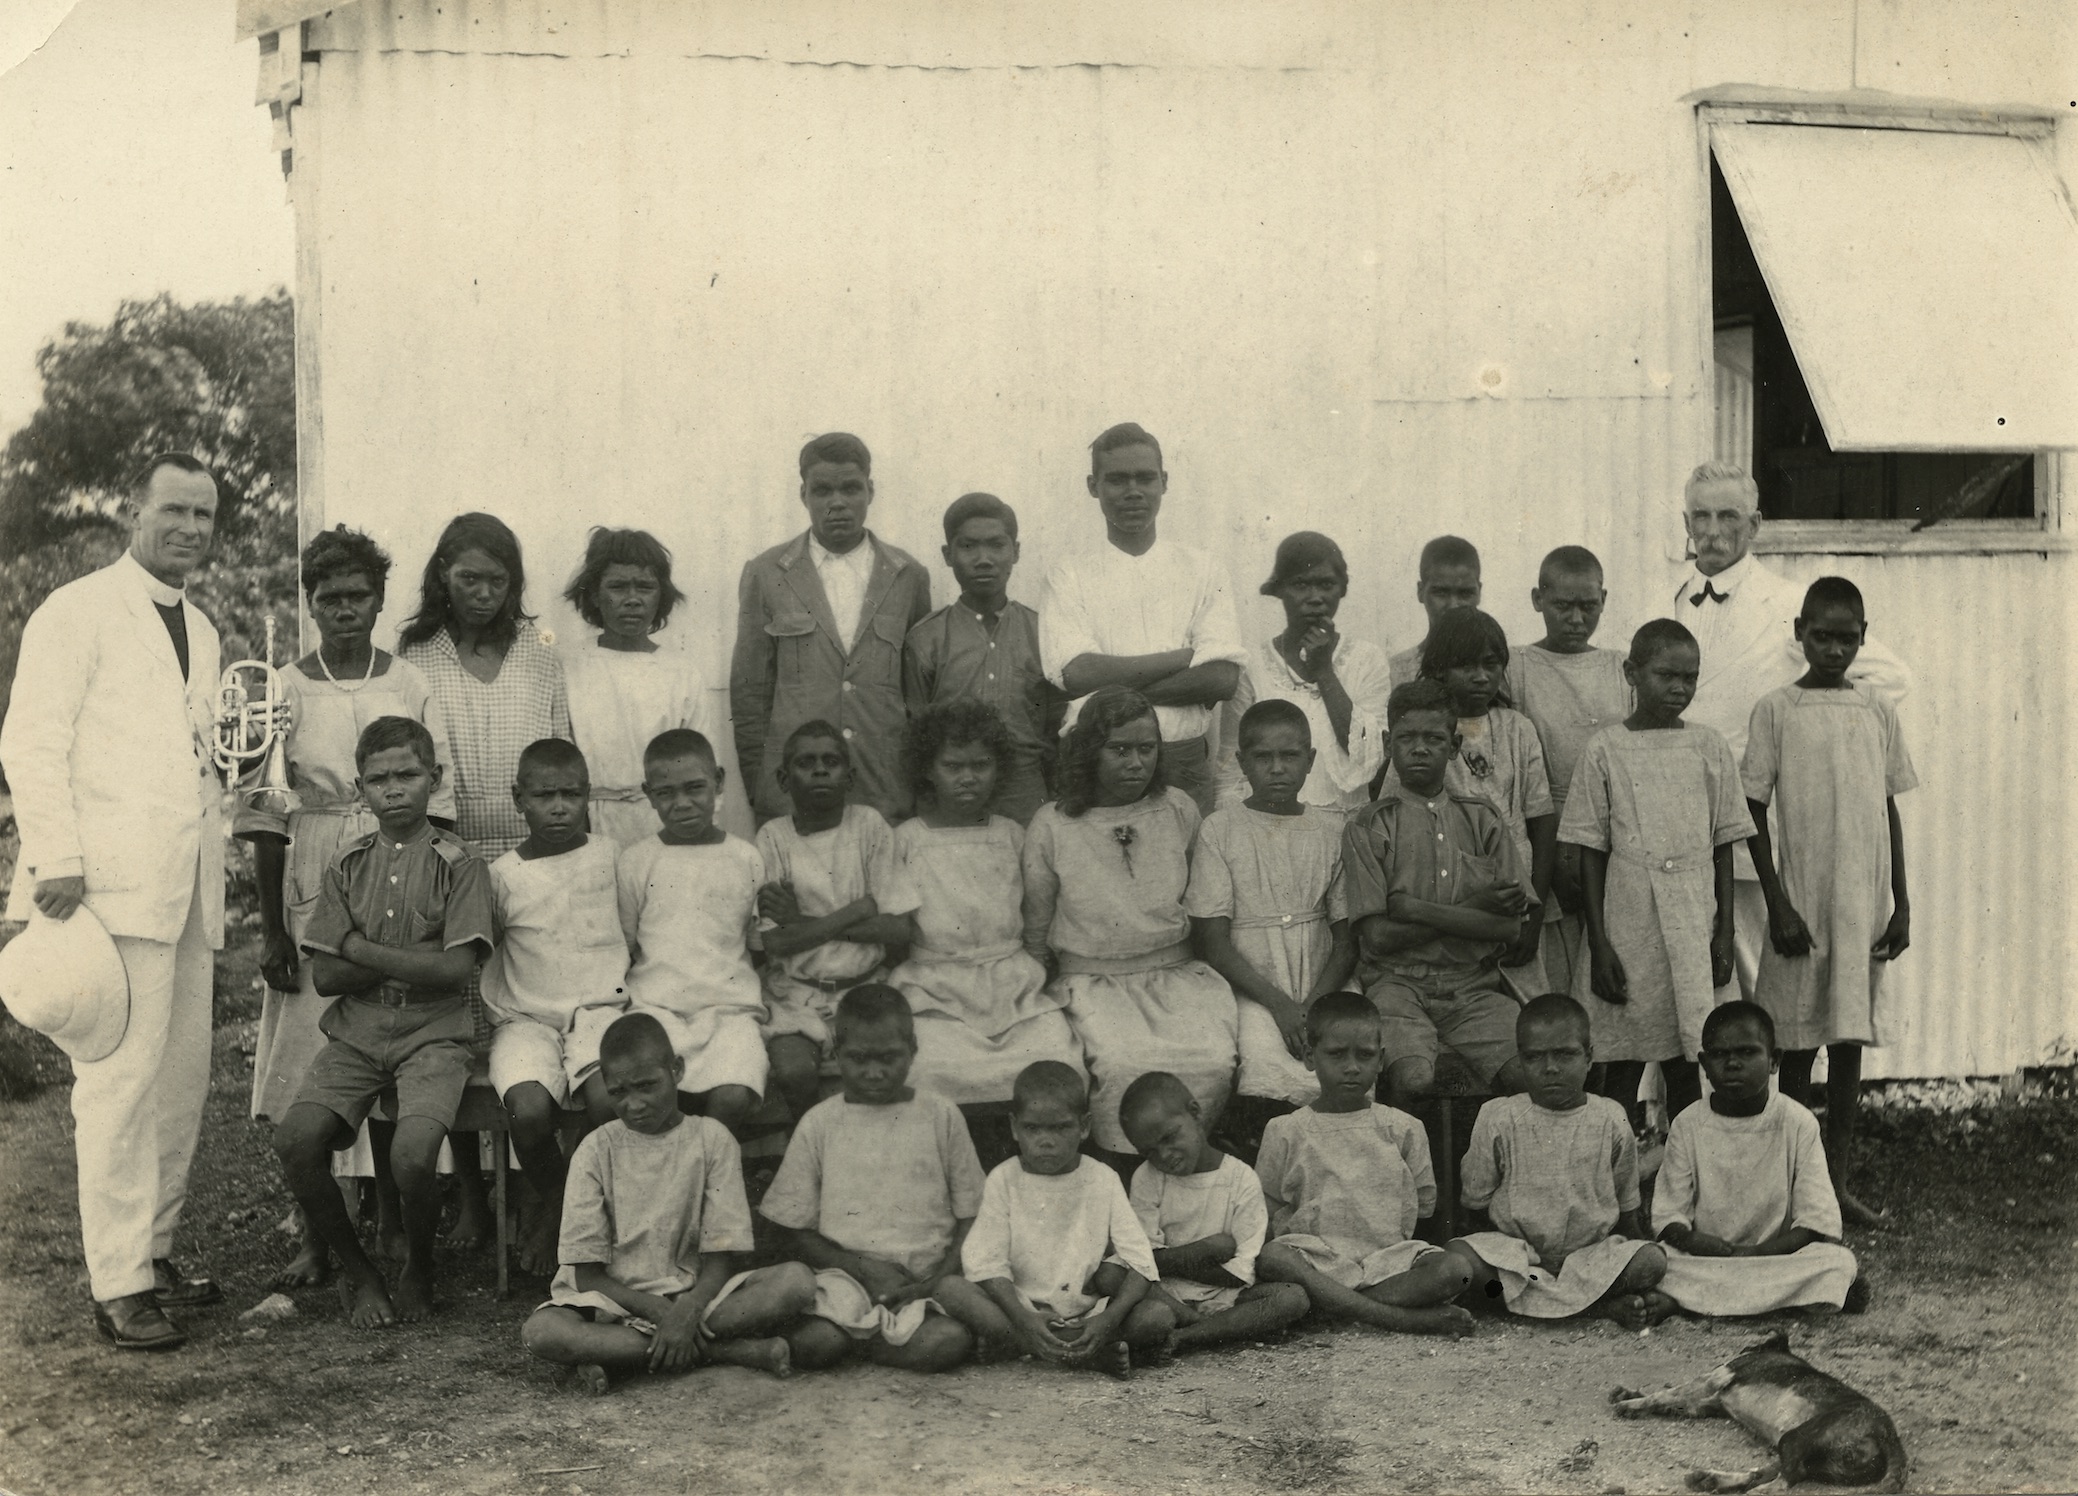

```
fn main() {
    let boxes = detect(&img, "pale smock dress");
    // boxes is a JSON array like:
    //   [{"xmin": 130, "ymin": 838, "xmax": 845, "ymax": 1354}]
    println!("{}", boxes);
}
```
[
  {"xmin": 1183, "ymin": 805, "xmax": 1347, "ymax": 1105},
  {"xmin": 561, "ymin": 642, "xmax": 720, "ymax": 847},
  {"xmin": 1214, "ymin": 636, "xmax": 1391, "ymax": 820},
  {"xmin": 1741, "ymin": 684, "xmax": 1917, "ymax": 1050},
  {"xmin": 886, "ymin": 816, "xmax": 1081, "ymax": 1107},
  {"xmin": 1022, "ymin": 787, "xmax": 1241, "ymax": 1153},
  {"xmin": 1557, "ymin": 726, "xmax": 1754, "ymax": 1062},
  {"xmin": 236, "ymin": 656, "xmax": 456, "ymax": 1173}
]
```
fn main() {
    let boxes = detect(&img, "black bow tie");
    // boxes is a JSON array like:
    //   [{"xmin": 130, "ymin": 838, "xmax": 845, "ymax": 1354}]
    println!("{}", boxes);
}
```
[{"xmin": 1689, "ymin": 579, "xmax": 1730, "ymax": 607}]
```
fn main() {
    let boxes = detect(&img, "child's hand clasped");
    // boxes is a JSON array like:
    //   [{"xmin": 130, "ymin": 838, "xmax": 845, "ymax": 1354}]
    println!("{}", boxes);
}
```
[{"xmin": 647, "ymin": 1297, "xmax": 708, "ymax": 1373}]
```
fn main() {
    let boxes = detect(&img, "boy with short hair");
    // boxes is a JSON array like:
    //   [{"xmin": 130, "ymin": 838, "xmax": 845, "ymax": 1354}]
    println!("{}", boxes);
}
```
[
  {"xmin": 904, "ymin": 492, "xmax": 1065, "ymax": 824},
  {"xmin": 937, "ymin": 1062, "xmax": 1173, "ymax": 1377},
  {"xmin": 755, "ymin": 721, "xmax": 921, "ymax": 1119},
  {"xmin": 520, "ymin": 1012, "xmax": 815, "ymax": 1391},
  {"xmin": 1342, "ymin": 680, "xmax": 1531, "ymax": 1109},
  {"xmin": 1387, "ymin": 535, "xmax": 1485, "ymax": 691},
  {"xmin": 1254, "ymin": 993, "xmax": 1475, "ymax": 1336},
  {"xmin": 1444, "ymin": 994, "xmax": 1668, "ymax": 1327},
  {"xmin": 273, "ymin": 715, "xmax": 496, "ymax": 1328},
  {"xmin": 1652, "ymin": 1002, "xmax": 1863, "ymax": 1319},
  {"xmin": 482, "ymin": 738, "xmax": 629, "ymax": 1275},
  {"xmin": 617, "ymin": 728, "xmax": 768, "ymax": 1135},
  {"xmin": 1120, "ymin": 1071, "xmax": 1311, "ymax": 1353},
  {"xmin": 758, "ymin": 984, "xmax": 982, "ymax": 1371}
]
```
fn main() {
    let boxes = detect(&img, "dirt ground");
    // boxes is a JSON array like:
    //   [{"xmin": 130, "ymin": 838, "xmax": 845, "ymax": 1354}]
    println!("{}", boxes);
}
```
[{"xmin": 1, "ymin": 944, "xmax": 2074, "ymax": 1495}]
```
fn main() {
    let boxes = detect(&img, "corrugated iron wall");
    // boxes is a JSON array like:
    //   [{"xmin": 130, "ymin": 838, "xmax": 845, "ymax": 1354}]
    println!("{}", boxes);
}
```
[{"xmin": 282, "ymin": 0, "xmax": 2074, "ymax": 1077}]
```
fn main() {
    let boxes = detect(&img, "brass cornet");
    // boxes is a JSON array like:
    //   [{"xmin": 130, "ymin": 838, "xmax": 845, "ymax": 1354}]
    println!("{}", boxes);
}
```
[{"xmin": 214, "ymin": 615, "xmax": 301, "ymax": 816}]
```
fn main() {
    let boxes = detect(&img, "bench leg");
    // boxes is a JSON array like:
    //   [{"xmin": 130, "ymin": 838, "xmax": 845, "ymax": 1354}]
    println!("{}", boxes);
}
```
[
  {"xmin": 493, "ymin": 1129, "xmax": 509, "ymax": 1299},
  {"xmin": 1437, "ymin": 1099, "xmax": 1459, "ymax": 1241}
]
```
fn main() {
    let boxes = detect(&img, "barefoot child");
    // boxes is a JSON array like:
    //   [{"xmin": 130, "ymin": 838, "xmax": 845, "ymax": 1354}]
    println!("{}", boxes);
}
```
[
  {"xmin": 272, "ymin": 716, "xmax": 496, "ymax": 1327},
  {"xmin": 1444, "ymin": 994, "xmax": 1669, "ymax": 1326},
  {"xmin": 1120, "ymin": 1072, "xmax": 1311, "ymax": 1352},
  {"xmin": 617, "ymin": 729, "xmax": 769, "ymax": 1135},
  {"xmin": 756, "ymin": 721, "xmax": 921, "ymax": 1120},
  {"xmin": 482, "ymin": 739, "xmax": 628, "ymax": 1274},
  {"xmin": 1188, "ymin": 699, "xmax": 1356, "ymax": 1113},
  {"xmin": 938, "ymin": 1062, "xmax": 1173, "ymax": 1376},
  {"xmin": 1653, "ymin": 1002, "xmax": 1862, "ymax": 1316},
  {"xmin": 758, "ymin": 984, "xmax": 982, "ymax": 1371},
  {"xmin": 1560, "ymin": 620, "xmax": 1755, "ymax": 1127},
  {"xmin": 1742, "ymin": 578, "xmax": 1915, "ymax": 1226},
  {"xmin": 520, "ymin": 1013, "xmax": 814, "ymax": 1389},
  {"xmin": 1254, "ymin": 993, "xmax": 1474, "ymax": 1336}
]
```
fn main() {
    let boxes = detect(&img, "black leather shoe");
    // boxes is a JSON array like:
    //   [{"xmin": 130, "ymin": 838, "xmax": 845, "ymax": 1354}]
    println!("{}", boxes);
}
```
[
  {"xmin": 93, "ymin": 1292, "xmax": 187, "ymax": 1351},
  {"xmin": 153, "ymin": 1257, "xmax": 223, "ymax": 1309}
]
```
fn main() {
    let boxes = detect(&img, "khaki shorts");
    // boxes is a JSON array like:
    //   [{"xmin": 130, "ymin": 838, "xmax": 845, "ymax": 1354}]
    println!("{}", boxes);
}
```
[
  {"xmin": 296, "ymin": 995, "xmax": 474, "ymax": 1134},
  {"xmin": 1367, "ymin": 967, "xmax": 1520, "ymax": 1083}
]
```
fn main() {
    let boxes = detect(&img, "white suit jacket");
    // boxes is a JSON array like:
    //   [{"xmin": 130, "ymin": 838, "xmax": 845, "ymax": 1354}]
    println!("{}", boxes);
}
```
[{"xmin": 2, "ymin": 552, "xmax": 226, "ymax": 946}]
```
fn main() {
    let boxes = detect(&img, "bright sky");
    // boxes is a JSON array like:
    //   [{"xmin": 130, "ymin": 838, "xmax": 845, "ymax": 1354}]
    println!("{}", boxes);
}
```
[{"xmin": 0, "ymin": 0, "xmax": 291, "ymax": 441}]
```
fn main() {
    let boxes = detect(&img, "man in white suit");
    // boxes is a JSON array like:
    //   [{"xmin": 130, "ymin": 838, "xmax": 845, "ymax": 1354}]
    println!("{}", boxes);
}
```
[
  {"xmin": 3, "ymin": 454, "xmax": 229, "ymax": 1349},
  {"xmin": 1671, "ymin": 461, "xmax": 1913, "ymax": 1002}
]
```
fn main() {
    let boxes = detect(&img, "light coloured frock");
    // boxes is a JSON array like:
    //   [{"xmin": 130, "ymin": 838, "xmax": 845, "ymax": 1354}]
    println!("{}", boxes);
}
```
[
  {"xmin": 1741, "ymin": 684, "xmax": 1917, "ymax": 1050},
  {"xmin": 561, "ymin": 641, "xmax": 720, "ymax": 847},
  {"xmin": 1558, "ymin": 725, "xmax": 1755, "ymax": 1062},
  {"xmin": 886, "ymin": 817, "xmax": 1080, "ymax": 1106},
  {"xmin": 1022, "ymin": 787, "xmax": 1240, "ymax": 1153},
  {"xmin": 1256, "ymin": 1103, "xmax": 1440, "ymax": 1289}
]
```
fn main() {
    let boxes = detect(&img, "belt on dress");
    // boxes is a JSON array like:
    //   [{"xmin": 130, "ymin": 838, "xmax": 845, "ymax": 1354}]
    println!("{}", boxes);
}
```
[
  {"xmin": 906, "ymin": 939, "xmax": 1026, "ymax": 964},
  {"xmin": 1055, "ymin": 940, "xmax": 1193, "ymax": 977},
  {"xmin": 1229, "ymin": 909, "xmax": 1326, "ymax": 932}
]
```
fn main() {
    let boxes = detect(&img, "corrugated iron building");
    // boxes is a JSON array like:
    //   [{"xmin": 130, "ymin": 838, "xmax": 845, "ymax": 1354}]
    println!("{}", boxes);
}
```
[{"xmin": 244, "ymin": 0, "xmax": 2077, "ymax": 1079}]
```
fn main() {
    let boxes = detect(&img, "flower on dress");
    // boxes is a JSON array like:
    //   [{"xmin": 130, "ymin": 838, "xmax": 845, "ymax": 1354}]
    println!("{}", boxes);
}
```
[
  {"xmin": 537, "ymin": 628, "xmax": 556, "ymax": 648},
  {"xmin": 1461, "ymin": 743, "xmax": 1494, "ymax": 779},
  {"xmin": 1112, "ymin": 823, "xmax": 1137, "ymax": 876}
]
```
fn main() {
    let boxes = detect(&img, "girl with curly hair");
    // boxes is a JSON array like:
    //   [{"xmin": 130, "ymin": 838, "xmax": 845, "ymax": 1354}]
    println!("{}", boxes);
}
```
[{"xmin": 1021, "ymin": 687, "xmax": 1239, "ymax": 1163}]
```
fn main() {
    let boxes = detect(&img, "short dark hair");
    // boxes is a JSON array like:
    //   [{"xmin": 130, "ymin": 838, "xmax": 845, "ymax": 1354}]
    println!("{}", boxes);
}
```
[
  {"xmin": 301, "ymin": 525, "xmax": 393, "ymax": 604},
  {"xmin": 1800, "ymin": 576, "xmax": 1865, "ymax": 622},
  {"xmin": 1517, "ymin": 992, "xmax": 1591, "ymax": 1049},
  {"xmin": 1055, "ymin": 687, "xmax": 1164, "ymax": 818},
  {"xmin": 398, "ymin": 512, "xmax": 533, "ymax": 651},
  {"xmin": 644, "ymin": 728, "xmax": 717, "ymax": 770},
  {"xmin": 1418, "ymin": 535, "xmax": 1480, "ymax": 578},
  {"xmin": 1013, "ymin": 1060, "xmax": 1089, "ymax": 1116},
  {"xmin": 516, "ymin": 737, "xmax": 588, "ymax": 785},
  {"xmin": 1260, "ymin": 531, "xmax": 1349, "ymax": 596},
  {"xmin": 799, "ymin": 432, "xmax": 872, "ymax": 477},
  {"xmin": 1118, "ymin": 1070, "xmax": 1195, "ymax": 1130},
  {"xmin": 903, "ymin": 697, "xmax": 1011, "ymax": 801},
  {"xmin": 132, "ymin": 451, "xmax": 214, "ymax": 497},
  {"xmin": 598, "ymin": 1011, "xmax": 677, "ymax": 1072},
  {"xmin": 1419, "ymin": 607, "xmax": 1509, "ymax": 679},
  {"xmin": 943, "ymin": 492, "xmax": 1019, "ymax": 543},
  {"xmin": 1628, "ymin": 617, "xmax": 1697, "ymax": 668},
  {"xmin": 1387, "ymin": 678, "xmax": 1457, "ymax": 728},
  {"xmin": 832, "ymin": 983, "xmax": 914, "ymax": 1048},
  {"xmin": 1702, "ymin": 1000, "xmax": 1776, "ymax": 1053},
  {"xmin": 780, "ymin": 719, "xmax": 850, "ymax": 772},
  {"xmin": 1237, "ymin": 698, "xmax": 1311, "ymax": 753},
  {"xmin": 1306, "ymin": 990, "xmax": 1380, "ymax": 1044},
  {"xmin": 1537, "ymin": 545, "xmax": 1604, "ymax": 591},
  {"xmin": 563, "ymin": 527, "xmax": 687, "ymax": 632},
  {"xmin": 355, "ymin": 715, "xmax": 438, "ymax": 773},
  {"xmin": 1089, "ymin": 422, "xmax": 1162, "ymax": 474}
]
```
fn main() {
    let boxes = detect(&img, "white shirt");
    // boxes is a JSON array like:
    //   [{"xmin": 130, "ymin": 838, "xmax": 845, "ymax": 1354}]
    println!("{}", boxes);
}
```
[
  {"xmin": 482, "ymin": 838, "xmax": 629, "ymax": 1029},
  {"xmin": 1039, "ymin": 537, "xmax": 1248, "ymax": 742},
  {"xmin": 962, "ymin": 1156, "xmax": 1160, "ymax": 1318},
  {"xmin": 810, "ymin": 533, "xmax": 877, "ymax": 649},
  {"xmin": 616, "ymin": 834, "xmax": 767, "ymax": 1018}
]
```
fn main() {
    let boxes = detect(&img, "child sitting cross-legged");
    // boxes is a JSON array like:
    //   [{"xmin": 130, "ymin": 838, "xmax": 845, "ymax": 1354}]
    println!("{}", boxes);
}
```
[
  {"xmin": 1442, "ymin": 993, "xmax": 1669, "ymax": 1328},
  {"xmin": 519, "ymin": 1012, "xmax": 814, "ymax": 1392},
  {"xmin": 1119, "ymin": 1071, "xmax": 1310, "ymax": 1354},
  {"xmin": 937, "ymin": 1062, "xmax": 1173, "ymax": 1377},
  {"xmin": 757, "ymin": 983, "xmax": 983, "ymax": 1372},
  {"xmin": 1253, "ymin": 991, "xmax": 1476, "ymax": 1337}
]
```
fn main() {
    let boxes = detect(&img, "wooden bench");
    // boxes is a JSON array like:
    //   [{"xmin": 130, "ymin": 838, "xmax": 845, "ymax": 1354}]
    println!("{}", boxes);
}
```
[{"xmin": 1415, "ymin": 1050, "xmax": 1494, "ymax": 1243}]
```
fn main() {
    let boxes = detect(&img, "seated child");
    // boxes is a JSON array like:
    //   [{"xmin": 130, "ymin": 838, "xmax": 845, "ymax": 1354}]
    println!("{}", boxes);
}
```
[
  {"xmin": 1120, "ymin": 1072, "xmax": 1310, "ymax": 1352},
  {"xmin": 1652, "ymin": 1001, "xmax": 1863, "ymax": 1319},
  {"xmin": 1444, "ymin": 994, "xmax": 1668, "ymax": 1326},
  {"xmin": 1343, "ymin": 679, "xmax": 1531, "ymax": 1109},
  {"xmin": 1189, "ymin": 700, "xmax": 1354, "ymax": 1115},
  {"xmin": 887, "ymin": 699, "xmax": 1081, "ymax": 1130},
  {"xmin": 272, "ymin": 715, "xmax": 496, "ymax": 1328},
  {"xmin": 482, "ymin": 738, "xmax": 629, "ymax": 1274},
  {"xmin": 1507, "ymin": 546, "xmax": 1630, "ymax": 998},
  {"xmin": 937, "ymin": 1063, "xmax": 1172, "ymax": 1377},
  {"xmin": 519, "ymin": 1013, "xmax": 815, "ymax": 1390},
  {"xmin": 758, "ymin": 984, "xmax": 982, "ymax": 1371},
  {"xmin": 1254, "ymin": 993, "xmax": 1475, "ymax": 1337},
  {"xmin": 617, "ymin": 729, "xmax": 768, "ymax": 1133},
  {"xmin": 1387, "ymin": 535, "xmax": 1486, "ymax": 692},
  {"xmin": 757, "ymin": 720, "xmax": 920, "ymax": 1119}
]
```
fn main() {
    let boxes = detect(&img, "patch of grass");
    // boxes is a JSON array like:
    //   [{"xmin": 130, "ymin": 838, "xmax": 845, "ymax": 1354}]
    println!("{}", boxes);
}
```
[
  {"xmin": 0, "ymin": 1011, "xmax": 68, "ymax": 1101},
  {"xmin": 1235, "ymin": 1411, "xmax": 1359, "ymax": 1490}
]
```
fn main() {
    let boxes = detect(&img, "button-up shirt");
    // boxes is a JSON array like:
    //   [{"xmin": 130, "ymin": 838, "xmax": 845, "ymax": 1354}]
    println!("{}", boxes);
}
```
[
  {"xmin": 301, "ymin": 822, "xmax": 496, "ymax": 1003},
  {"xmin": 810, "ymin": 533, "xmax": 877, "ymax": 649},
  {"xmin": 903, "ymin": 600, "xmax": 1057, "ymax": 765},
  {"xmin": 1342, "ymin": 785, "xmax": 1520, "ymax": 981}
]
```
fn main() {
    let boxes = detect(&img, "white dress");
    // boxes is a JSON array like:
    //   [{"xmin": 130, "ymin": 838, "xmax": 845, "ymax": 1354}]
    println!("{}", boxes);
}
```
[{"xmin": 561, "ymin": 642, "xmax": 719, "ymax": 847}]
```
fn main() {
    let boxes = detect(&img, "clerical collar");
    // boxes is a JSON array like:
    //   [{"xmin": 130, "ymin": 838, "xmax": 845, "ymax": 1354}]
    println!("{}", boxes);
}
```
[{"xmin": 122, "ymin": 550, "xmax": 185, "ymax": 608}]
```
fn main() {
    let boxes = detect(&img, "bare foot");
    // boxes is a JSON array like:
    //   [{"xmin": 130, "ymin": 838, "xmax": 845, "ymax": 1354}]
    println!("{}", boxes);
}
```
[
  {"xmin": 272, "ymin": 1242, "xmax": 332, "ymax": 1291},
  {"xmin": 558, "ymin": 1362, "xmax": 611, "ymax": 1396},
  {"xmin": 1388, "ymin": 1304, "xmax": 1477, "ymax": 1338},
  {"xmin": 1094, "ymin": 1339, "xmax": 1133, "ymax": 1381},
  {"xmin": 729, "ymin": 1336, "xmax": 794, "ymax": 1378},
  {"xmin": 1628, "ymin": 1289, "xmax": 1679, "ymax": 1328},
  {"xmin": 1837, "ymin": 1188, "xmax": 1886, "ymax": 1228},
  {"xmin": 443, "ymin": 1195, "xmax": 492, "ymax": 1254},
  {"xmin": 337, "ymin": 1272, "xmax": 397, "ymax": 1329},
  {"xmin": 1133, "ymin": 1330, "xmax": 1177, "ymax": 1369},
  {"xmin": 393, "ymin": 1265, "xmax": 436, "ymax": 1323}
]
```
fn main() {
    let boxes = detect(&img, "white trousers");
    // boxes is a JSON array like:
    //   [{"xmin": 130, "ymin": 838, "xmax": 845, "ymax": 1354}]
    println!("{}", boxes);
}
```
[{"xmin": 75, "ymin": 868, "xmax": 214, "ymax": 1301}]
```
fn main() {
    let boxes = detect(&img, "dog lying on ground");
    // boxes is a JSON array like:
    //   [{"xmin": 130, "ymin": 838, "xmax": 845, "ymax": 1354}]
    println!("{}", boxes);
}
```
[{"xmin": 1609, "ymin": 1331, "xmax": 1906, "ymax": 1492}]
